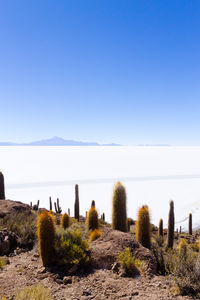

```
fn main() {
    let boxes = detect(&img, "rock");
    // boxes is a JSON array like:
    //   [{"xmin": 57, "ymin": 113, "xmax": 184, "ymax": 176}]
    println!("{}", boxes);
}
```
[
  {"xmin": 0, "ymin": 229, "xmax": 18, "ymax": 255},
  {"xmin": 63, "ymin": 276, "xmax": 72, "ymax": 284},
  {"xmin": 90, "ymin": 228, "xmax": 157, "ymax": 274},
  {"xmin": 55, "ymin": 279, "xmax": 63, "ymax": 284},
  {"xmin": 82, "ymin": 289, "xmax": 92, "ymax": 296}
]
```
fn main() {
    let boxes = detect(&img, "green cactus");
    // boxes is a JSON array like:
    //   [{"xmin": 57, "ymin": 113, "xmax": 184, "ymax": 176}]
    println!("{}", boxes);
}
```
[
  {"xmin": 0, "ymin": 172, "xmax": 5, "ymax": 199},
  {"xmin": 74, "ymin": 184, "xmax": 79, "ymax": 221},
  {"xmin": 136, "ymin": 205, "xmax": 151, "ymax": 249},
  {"xmin": 86, "ymin": 206, "xmax": 99, "ymax": 231},
  {"xmin": 158, "ymin": 218, "xmax": 163, "ymax": 237},
  {"xmin": 167, "ymin": 200, "xmax": 175, "ymax": 249},
  {"xmin": 61, "ymin": 213, "xmax": 70, "ymax": 229},
  {"xmin": 112, "ymin": 182, "xmax": 127, "ymax": 232},
  {"xmin": 37, "ymin": 210, "xmax": 56, "ymax": 266},
  {"xmin": 188, "ymin": 213, "xmax": 192, "ymax": 235}
]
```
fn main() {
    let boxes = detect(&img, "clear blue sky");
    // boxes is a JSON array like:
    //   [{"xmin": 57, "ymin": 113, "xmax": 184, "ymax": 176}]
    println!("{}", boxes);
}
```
[{"xmin": 1, "ymin": 0, "xmax": 200, "ymax": 145}]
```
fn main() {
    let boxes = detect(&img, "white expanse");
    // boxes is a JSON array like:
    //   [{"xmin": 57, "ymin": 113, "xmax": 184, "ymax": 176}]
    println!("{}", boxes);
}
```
[{"xmin": 1, "ymin": 146, "xmax": 200, "ymax": 231}]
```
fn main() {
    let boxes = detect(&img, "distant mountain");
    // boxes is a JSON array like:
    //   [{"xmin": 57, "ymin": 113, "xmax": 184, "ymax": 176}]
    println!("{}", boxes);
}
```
[{"xmin": 0, "ymin": 136, "xmax": 121, "ymax": 146}]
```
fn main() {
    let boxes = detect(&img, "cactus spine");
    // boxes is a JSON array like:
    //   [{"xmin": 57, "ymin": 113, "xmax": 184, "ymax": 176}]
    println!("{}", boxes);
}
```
[
  {"xmin": 136, "ymin": 205, "xmax": 151, "ymax": 249},
  {"xmin": 0, "ymin": 172, "xmax": 5, "ymax": 200},
  {"xmin": 74, "ymin": 184, "xmax": 79, "ymax": 221},
  {"xmin": 86, "ymin": 206, "xmax": 98, "ymax": 231},
  {"xmin": 112, "ymin": 182, "xmax": 127, "ymax": 232},
  {"xmin": 37, "ymin": 210, "xmax": 56, "ymax": 266},
  {"xmin": 167, "ymin": 200, "xmax": 175, "ymax": 249},
  {"xmin": 188, "ymin": 213, "xmax": 192, "ymax": 235},
  {"xmin": 158, "ymin": 218, "xmax": 163, "ymax": 237},
  {"xmin": 61, "ymin": 213, "xmax": 70, "ymax": 229}
]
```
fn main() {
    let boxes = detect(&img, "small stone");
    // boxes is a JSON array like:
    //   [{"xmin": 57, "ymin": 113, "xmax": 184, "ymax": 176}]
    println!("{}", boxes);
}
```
[
  {"xmin": 63, "ymin": 276, "xmax": 72, "ymax": 284},
  {"xmin": 131, "ymin": 291, "xmax": 139, "ymax": 296},
  {"xmin": 37, "ymin": 267, "xmax": 46, "ymax": 274},
  {"xmin": 55, "ymin": 278, "xmax": 63, "ymax": 284},
  {"xmin": 82, "ymin": 289, "xmax": 91, "ymax": 296}
]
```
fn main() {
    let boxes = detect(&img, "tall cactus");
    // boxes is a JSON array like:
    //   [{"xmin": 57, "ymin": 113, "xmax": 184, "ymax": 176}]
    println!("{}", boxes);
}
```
[
  {"xmin": 136, "ymin": 205, "xmax": 151, "ymax": 249},
  {"xmin": 49, "ymin": 197, "xmax": 52, "ymax": 211},
  {"xmin": 74, "ymin": 184, "xmax": 79, "ymax": 221},
  {"xmin": 37, "ymin": 210, "xmax": 56, "ymax": 266},
  {"xmin": 167, "ymin": 200, "xmax": 175, "ymax": 249},
  {"xmin": 112, "ymin": 182, "xmax": 127, "ymax": 232},
  {"xmin": 158, "ymin": 218, "xmax": 163, "ymax": 237},
  {"xmin": 86, "ymin": 206, "xmax": 98, "ymax": 231},
  {"xmin": 188, "ymin": 213, "xmax": 192, "ymax": 235},
  {"xmin": 0, "ymin": 172, "xmax": 5, "ymax": 199}
]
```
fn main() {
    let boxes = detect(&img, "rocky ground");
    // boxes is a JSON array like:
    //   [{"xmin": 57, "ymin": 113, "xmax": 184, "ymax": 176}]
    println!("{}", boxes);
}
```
[
  {"xmin": 0, "ymin": 248, "xmax": 193, "ymax": 300},
  {"xmin": 0, "ymin": 200, "xmax": 197, "ymax": 300}
]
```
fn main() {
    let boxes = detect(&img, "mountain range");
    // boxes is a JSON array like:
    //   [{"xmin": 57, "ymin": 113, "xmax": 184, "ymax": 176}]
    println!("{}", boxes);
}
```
[{"xmin": 0, "ymin": 136, "xmax": 121, "ymax": 146}]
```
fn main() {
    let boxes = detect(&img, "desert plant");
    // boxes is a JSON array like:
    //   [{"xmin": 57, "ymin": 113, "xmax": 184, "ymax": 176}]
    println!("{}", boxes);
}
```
[
  {"xmin": 86, "ymin": 206, "xmax": 98, "ymax": 231},
  {"xmin": 74, "ymin": 184, "xmax": 79, "ymax": 221},
  {"xmin": 37, "ymin": 210, "xmax": 56, "ymax": 266},
  {"xmin": 0, "ymin": 172, "xmax": 5, "ymax": 200},
  {"xmin": 89, "ymin": 229, "xmax": 102, "ymax": 242},
  {"xmin": 136, "ymin": 205, "xmax": 151, "ymax": 249},
  {"xmin": 61, "ymin": 213, "xmax": 70, "ymax": 229},
  {"xmin": 102, "ymin": 212, "xmax": 105, "ymax": 221},
  {"xmin": 15, "ymin": 284, "xmax": 53, "ymax": 300},
  {"xmin": 178, "ymin": 239, "xmax": 188, "ymax": 260},
  {"xmin": 189, "ymin": 213, "xmax": 192, "ymax": 235},
  {"xmin": 167, "ymin": 200, "xmax": 174, "ymax": 249},
  {"xmin": 54, "ymin": 228, "xmax": 89, "ymax": 267},
  {"xmin": 0, "ymin": 210, "xmax": 37, "ymax": 249},
  {"xmin": 117, "ymin": 247, "xmax": 143, "ymax": 276},
  {"xmin": 112, "ymin": 182, "xmax": 127, "ymax": 232},
  {"xmin": 0, "ymin": 257, "xmax": 5, "ymax": 270},
  {"xmin": 158, "ymin": 218, "xmax": 163, "ymax": 237}
]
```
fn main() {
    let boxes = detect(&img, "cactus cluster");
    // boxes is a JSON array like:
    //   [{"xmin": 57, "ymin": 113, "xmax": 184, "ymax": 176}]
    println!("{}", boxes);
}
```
[
  {"xmin": 112, "ymin": 182, "xmax": 127, "ymax": 232},
  {"xmin": 37, "ymin": 210, "xmax": 56, "ymax": 266},
  {"xmin": 0, "ymin": 172, "xmax": 5, "ymax": 200},
  {"xmin": 74, "ymin": 184, "xmax": 79, "ymax": 221},
  {"xmin": 54, "ymin": 198, "xmax": 62, "ymax": 214},
  {"xmin": 136, "ymin": 205, "xmax": 151, "ymax": 249}
]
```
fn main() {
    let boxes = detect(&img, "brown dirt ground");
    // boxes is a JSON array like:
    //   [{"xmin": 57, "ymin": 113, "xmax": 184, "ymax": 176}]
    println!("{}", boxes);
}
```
[{"xmin": 0, "ymin": 248, "xmax": 193, "ymax": 300}]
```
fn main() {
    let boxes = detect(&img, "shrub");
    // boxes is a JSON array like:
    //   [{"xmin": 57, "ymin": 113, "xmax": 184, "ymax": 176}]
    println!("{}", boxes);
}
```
[
  {"xmin": 15, "ymin": 284, "xmax": 52, "ymax": 300},
  {"xmin": 37, "ymin": 210, "xmax": 56, "ymax": 266},
  {"xmin": 178, "ymin": 239, "xmax": 188, "ymax": 260},
  {"xmin": 89, "ymin": 229, "xmax": 102, "ymax": 242},
  {"xmin": 117, "ymin": 247, "xmax": 147, "ymax": 276},
  {"xmin": 61, "ymin": 213, "xmax": 70, "ymax": 229},
  {"xmin": 0, "ymin": 257, "xmax": 5, "ymax": 270},
  {"xmin": 0, "ymin": 211, "xmax": 37, "ymax": 250},
  {"xmin": 54, "ymin": 228, "xmax": 89, "ymax": 267},
  {"xmin": 167, "ymin": 200, "xmax": 174, "ymax": 249},
  {"xmin": 112, "ymin": 182, "xmax": 127, "ymax": 232},
  {"xmin": 136, "ymin": 205, "xmax": 151, "ymax": 249},
  {"xmin": 86, "ymin": 206, "xmax": 98, "ymax": 231}
]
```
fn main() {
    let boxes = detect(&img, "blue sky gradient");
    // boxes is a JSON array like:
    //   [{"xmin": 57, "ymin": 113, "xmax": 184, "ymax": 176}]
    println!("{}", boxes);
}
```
[{"xmin": 1, "ymin": 0, "xmax": 200, "ymax": 145}]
